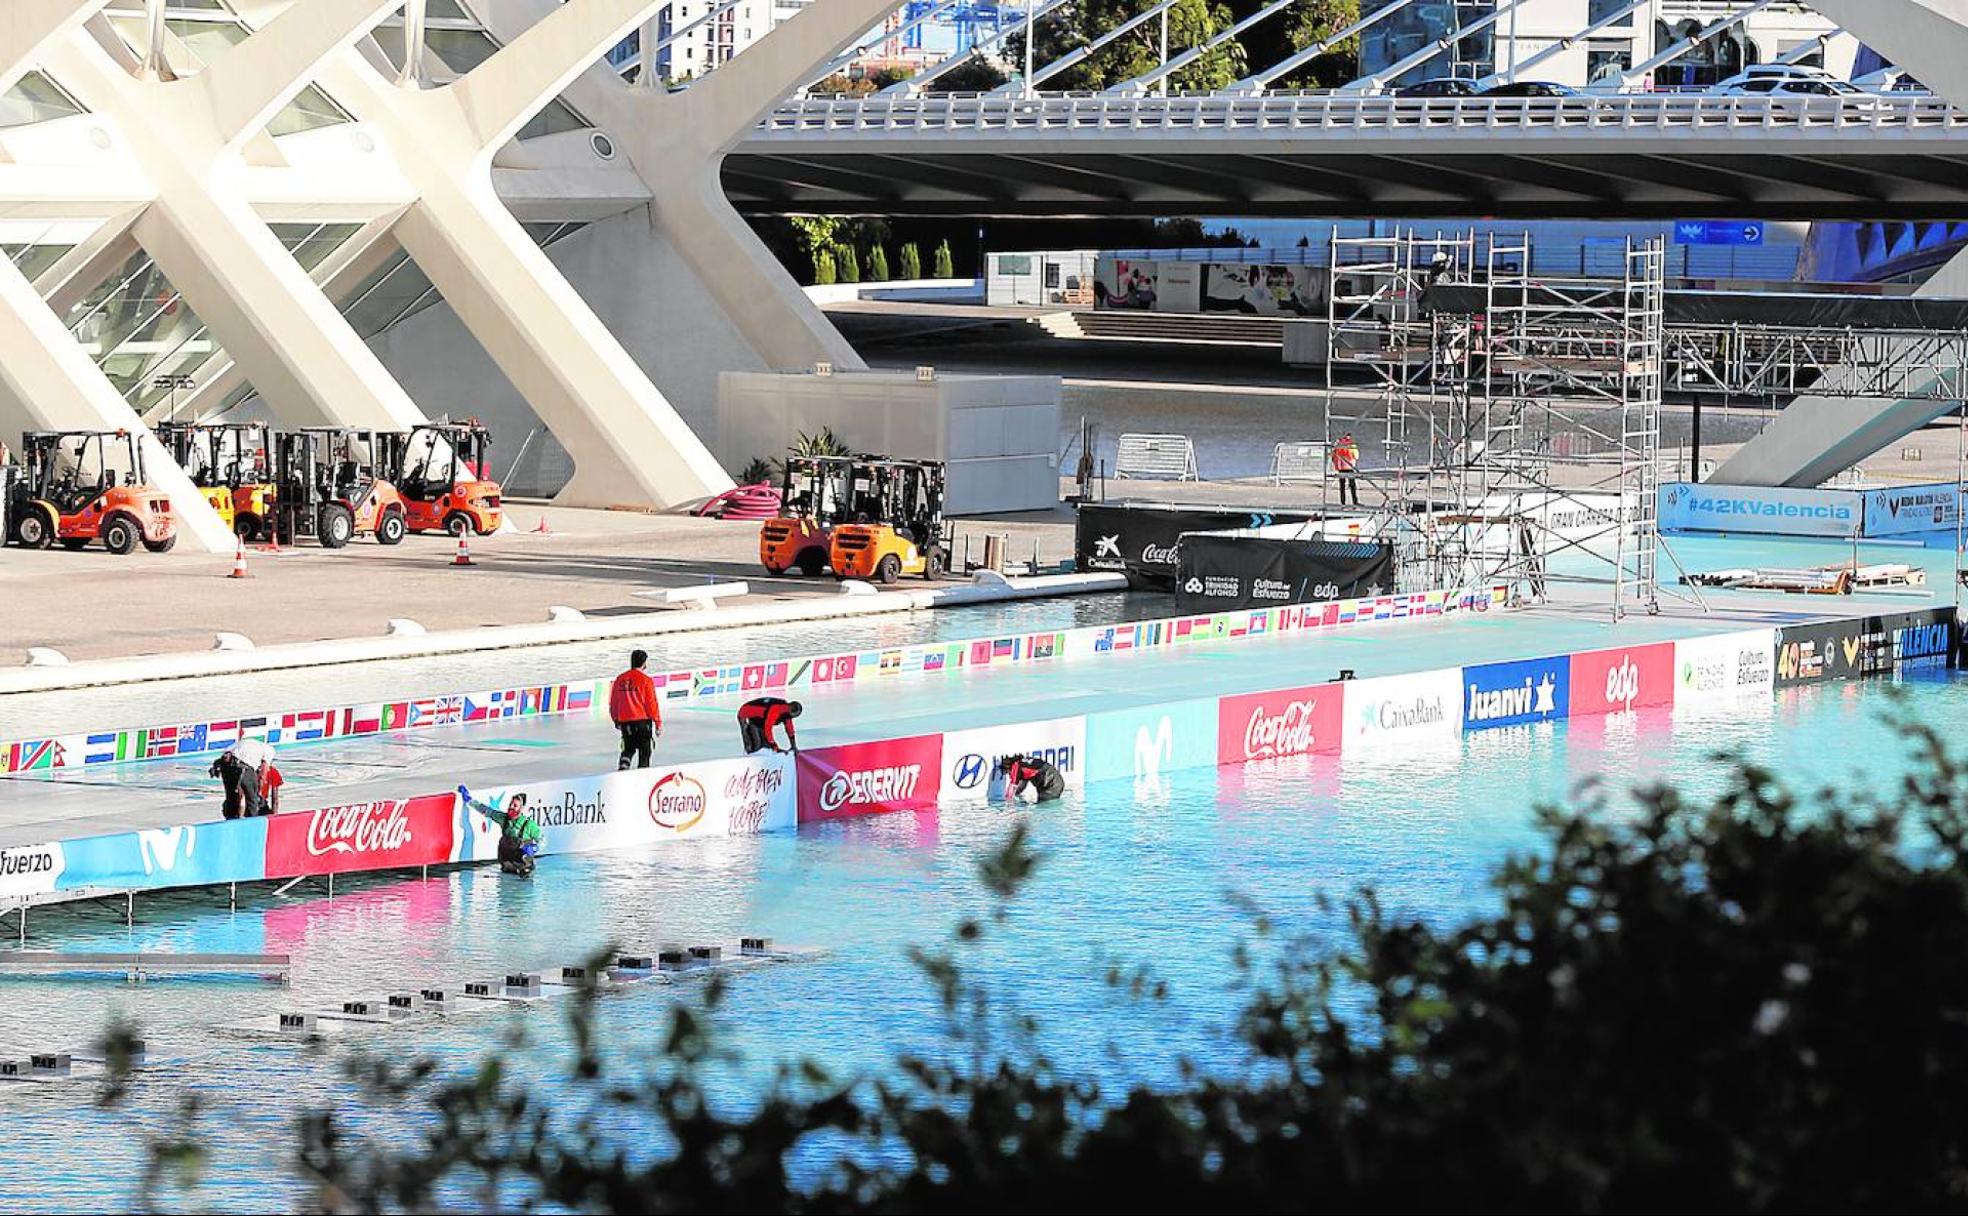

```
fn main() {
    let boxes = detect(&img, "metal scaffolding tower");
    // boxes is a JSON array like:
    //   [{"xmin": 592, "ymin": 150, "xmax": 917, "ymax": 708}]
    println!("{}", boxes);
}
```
[{"xmin": 1324, "ymin": 231, "xmax": 1679, "ymax": 620}]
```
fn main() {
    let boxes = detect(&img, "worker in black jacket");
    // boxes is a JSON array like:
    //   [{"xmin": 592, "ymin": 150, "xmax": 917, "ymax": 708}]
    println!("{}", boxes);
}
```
[{"xmin": 738, "ymin": 697, "xmax": 802, "ymax": 754}]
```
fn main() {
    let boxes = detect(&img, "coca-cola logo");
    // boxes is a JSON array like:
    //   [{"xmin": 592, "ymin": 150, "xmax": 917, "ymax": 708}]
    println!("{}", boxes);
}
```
[
  {"xmin": 307, "ymin": 800, "xmax": 412, "ymax": 857},
  {"xmin": 1244, "ymin": 699, "xmax": 1320, "ymax": 759},
  {"xmin": 648, "ymin": 772, "xmax": 707, "ymax": 831},
  {"xmin": 1140, "ymin": 543, "xmax": 1179, "ymax": 565}
]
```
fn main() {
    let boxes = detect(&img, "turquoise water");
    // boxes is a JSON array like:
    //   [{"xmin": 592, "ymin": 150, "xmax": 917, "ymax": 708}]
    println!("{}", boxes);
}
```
[{"xmin": 0, "ymin": 664, "xmax": 1957, "ymax": 1212}]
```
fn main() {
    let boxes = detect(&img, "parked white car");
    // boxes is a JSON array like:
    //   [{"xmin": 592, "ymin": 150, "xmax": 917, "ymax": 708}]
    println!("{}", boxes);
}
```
[{"xmin": 1707, "ymin": 64, "xmax": 1843, "ymax": 92}]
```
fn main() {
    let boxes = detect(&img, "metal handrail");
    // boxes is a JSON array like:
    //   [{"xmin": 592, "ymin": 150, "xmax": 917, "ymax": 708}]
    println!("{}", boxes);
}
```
[{"xmin": 753, "ymin": 92, "xmax": 1968, "ymax": 136}]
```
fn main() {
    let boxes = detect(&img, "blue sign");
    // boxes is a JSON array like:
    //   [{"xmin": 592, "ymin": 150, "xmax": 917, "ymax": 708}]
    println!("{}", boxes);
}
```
[
  {"xmin": 58, "ymin": 817, "xmax": 267, "ymax": 892},
  {"xmin": 1862, "ymin": 482, "xmax": 1962, "ymax": 538},
  {"xmin": 1659, "ymin": 482, "xmax": 1860, "ymax": 538},
  {"xmin": 1674, "ymin": 220, "xmax": 1764, "ymax": 246},
  {"xmin": 1084, "ymin": 698, "xmax": 1218, "ymax": 786},
  {"xmin": 1461, "ymin": 655, "xmax": 1569, "ymax": 731}
]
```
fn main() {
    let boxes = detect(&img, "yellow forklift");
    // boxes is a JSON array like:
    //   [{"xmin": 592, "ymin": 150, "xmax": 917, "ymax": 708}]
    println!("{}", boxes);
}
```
[
  {"xmin": 828, "ymin": 457, "xmax": 949, "ymax": 584},
  {"xmin": 154, "ymin": 421, "xmax": 276, "ymax": 539}
]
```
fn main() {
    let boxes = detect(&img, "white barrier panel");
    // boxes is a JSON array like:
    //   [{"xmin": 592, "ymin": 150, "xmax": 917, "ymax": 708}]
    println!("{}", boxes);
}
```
[
  {"xmin": 456, "ymin": 754, "xmax": 797, "ymax": 864},
  {"xmin": 938, "ymin": 717, "xmax": 1088, "ymax": 804},
  {"xmin": 1672, "ymin": 628, "xmax": 1778, "ymax": 709},
  {"xmin": 1114, "ymin": 433, "xmax": 1199, "ymax": 481},
  {"xmin": 1269, "ymin": 441, "xmax": 1327, "ymax": 485},
  {"xmin": 1340, "ymin": 669, "xmax": 1462, "ymax": 755}
]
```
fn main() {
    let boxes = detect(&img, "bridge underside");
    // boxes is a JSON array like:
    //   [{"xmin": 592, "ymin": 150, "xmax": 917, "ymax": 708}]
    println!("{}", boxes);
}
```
[{"xmin": 724, "ymin": 148, "xmax": 1968, "ymax": 219}]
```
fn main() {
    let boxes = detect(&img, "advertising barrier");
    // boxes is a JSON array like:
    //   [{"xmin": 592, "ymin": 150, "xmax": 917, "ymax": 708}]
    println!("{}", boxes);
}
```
[
  {"xmin": 796, "ymin": 735, "xmax": 944, "ymax": 824},
  {"xmin": 1658, "ymin": 483, "xmax": 1860, "ymax": 538},
  {"xmin": 263, "ymin": 793, "xmax": 458, "ymax": 879},
  {"xmin": 1569, "ymin": 643, "xmax": 1677, "ymax": 715},
  {"xmin": 1462, "ymin": 655, "xmax": 1570, "ymax": 731},
  {"xmin": 10, "ymin": 608, "xmax": 1956, "ymax": 908},
  {"xmin": 1175, "ymin": 535, "xmax": 1394, "ymax": 612},
  {"xmin": 1863, "ymin": 483, "xmax": 1964, "ymax": 538},
  {"xmin": 1083, "ymin": 698, "xmax": 1220, "ymax": 786},
  {"xmin": 1673, "ymin": 629, "xmax": 1778, "ymax": 707},
  {"xmin": 1218, "ymin": 684, "xmax": 1344, "ymax": 764},
  {"xmin": 1341, "ymin": 669, "xmax": 1461, "ymax": 753},
  {"xmin": 938, "ymin": 718, "xmax": 1088, "ymax": 804},
  {"xmin": 1075, "ymin": 502, "xmax": 1316, "ymax": 584}
]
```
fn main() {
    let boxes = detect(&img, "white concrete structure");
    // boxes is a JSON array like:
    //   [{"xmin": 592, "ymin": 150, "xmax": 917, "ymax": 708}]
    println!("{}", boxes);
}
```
[
  {"xmin": 716, "ymin": 369, "xmax": 1061, "ymax": 514},
  {"xmin": 0, "ymin": 0, "xmax": 905, "ymax": 550}
]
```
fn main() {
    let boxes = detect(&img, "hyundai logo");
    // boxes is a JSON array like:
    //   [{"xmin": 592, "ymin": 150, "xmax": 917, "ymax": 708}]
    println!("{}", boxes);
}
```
[{"xmin": 953, "ymin": 753, "xmax": 988, "ymax": 790}]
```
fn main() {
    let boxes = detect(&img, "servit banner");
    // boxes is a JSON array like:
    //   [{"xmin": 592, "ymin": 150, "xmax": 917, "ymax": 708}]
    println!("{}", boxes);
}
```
[
  {"xmin": 1862, "ymin": 483, "xmax": 1963, "ymax": 538},
  {"xmin": 1340, "ymin": 669, "xmax": 1460, "ymax": 753},
  {"xmin": 58, "ymin": 818, "xmax": 268, "ymax": 892},
  {"xmin": 1462, "ymin": 655, "xmax": 1570, "ymax": 731},
  {"xmin": 939, "ymin": 717, "xmax": 1088, "ymax": 803},
  {"xmin": 1217, "ymin": 684, "xmax": 1344, "ymax": 763},
  {"xmin": 264, "ymin": 792, "xmax": 457, "ymax": 878},
  {"xmin": 1084, "ymin": 698, "xmax": 1220, "ymax": 786},
  {"xmin": 1658, "ymin": 482, "xmax": 1860, "ymax": 538},
  {"xmin": 796, "ymin": 735, "xmax": 944, "ymax": 823},
  {"xmin": 1673, "ymin": 629, "xmax": 1778, "ymax": 707},
  {"xmin": 1569, "ymin": 643, "xmax": 1676, "ymax": 715}
]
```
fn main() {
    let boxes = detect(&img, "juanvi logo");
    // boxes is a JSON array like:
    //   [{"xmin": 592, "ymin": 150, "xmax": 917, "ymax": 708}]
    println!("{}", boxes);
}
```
[
  {"xmin": 1465, "ymin": 675, "xmax": 1557, "ymax": 723},
  {"xmin": 137, "ymin": 824, "xmax": 195, "ymax": 876}
]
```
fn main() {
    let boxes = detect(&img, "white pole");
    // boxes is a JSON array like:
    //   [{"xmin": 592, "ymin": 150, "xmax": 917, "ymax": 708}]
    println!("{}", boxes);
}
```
[
  {"xmin": 1158, "ymin": 8, "xmax": 1168, "ymax": 97},
  {"xmin": 398, "ymin": 0, "xmax": 428, "ymax": 88},
  {"xmin": 1024, "ymin": 2, "xmax": 1034, "ymax": 97}
]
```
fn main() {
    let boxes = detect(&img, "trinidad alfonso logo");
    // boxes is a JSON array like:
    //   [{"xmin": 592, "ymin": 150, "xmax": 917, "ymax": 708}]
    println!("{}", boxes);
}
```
[{"xmin": 648, "ymin": 771, "xmax": 708, "ymax": 832}]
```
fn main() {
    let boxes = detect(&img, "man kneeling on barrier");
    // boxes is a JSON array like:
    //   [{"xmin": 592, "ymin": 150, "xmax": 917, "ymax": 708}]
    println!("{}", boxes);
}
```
[
  {"xmin": 999, "ymin": 753, "xmax": 1065, "ymax": 803},
  {"xmin": 458, "ymin": 785, "xmax": 542, "ymax": 876}
]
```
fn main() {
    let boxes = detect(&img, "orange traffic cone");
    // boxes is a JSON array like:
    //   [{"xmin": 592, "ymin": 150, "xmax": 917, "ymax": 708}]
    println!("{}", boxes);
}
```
[
  {"xmin": 260, "ymin": 524, "xmax": 282, "ymax": 554},
  {"xmin": 228, "ymin": 537, "xmax": 249, "ymax": 579},
  {"xmin": 532, "ymin": 516, "xmax": 552, "ymax": 535},
  {"xmin": 452, "ymin": 534, "xmax": 475, "ymax": 567}
]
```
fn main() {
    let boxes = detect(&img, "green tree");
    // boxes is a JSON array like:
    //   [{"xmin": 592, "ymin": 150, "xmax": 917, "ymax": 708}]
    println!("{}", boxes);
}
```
[
  {"xmin": 899, "ymin": 241, "xmax": 923, "ymax": 280},
  {"xmin": 813, "ymin": 248, "xmax": 836, "ymax": 286},
  {"xmin": 837, "ymin": 243, "xmax": 861, "ymax": 284},
  {"xmin": 867, "ymin": 244, "xmax": 890, "ymax": 282},
  {"xmin": 1006, "ymin": 0, "xmax": 1247, "ymax": 93},
  {"xmin": 932, "ymin": 238, "xmax": 954, "ymax": 279},
  {"xmin": 1230, "ymin": 0, "xmax": 1360, "ymax": 91}
]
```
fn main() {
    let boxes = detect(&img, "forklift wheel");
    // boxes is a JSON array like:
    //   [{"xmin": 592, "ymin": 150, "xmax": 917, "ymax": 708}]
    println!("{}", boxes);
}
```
[
  {"xmin": 377, "ymin": 510, "xmax": 407, "ymax": 546},
  {"xmin": 875, "ymin": 553, "xmax": 902, "ymax": 585},
  {"xmin": 13, "ymin": 509, "xmax": 52, "ymax": 550},
  {"xmin": 59, "ymin": 537, "xmax": 89, "ymax": 552},
  {"xmin": 443, "ymin": 512, "xmax": 472, "ymax": 538},
  {"xmin": 142, "ymin": 534, "xmax": 177, "ymax": 554},
  {"xmin": 797, "ymin": 550, "xmax": 827, "ymax": 577},
  {"xmin": 318, "ymin": 503, "xmax": 354, "ymax": 549},
  {"xmin": 101, "ymin": 514, "xmax": 139, "ymax": 556},
  {"xmin": 924, "ymin": 547, "xmax": 945, "ymax": 581},
  {"xmin": 235, "ymin": 514, "xmax": 261, "ymax": 542}
]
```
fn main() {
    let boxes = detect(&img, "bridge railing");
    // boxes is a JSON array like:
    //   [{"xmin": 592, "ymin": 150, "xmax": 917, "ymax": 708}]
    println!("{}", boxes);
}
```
[{"xmin": 756, "ymin": 92, "xmax": 1968, "ymax": 136}]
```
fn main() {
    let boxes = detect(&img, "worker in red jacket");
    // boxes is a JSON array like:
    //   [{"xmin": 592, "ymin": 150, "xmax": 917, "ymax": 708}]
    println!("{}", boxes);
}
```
[
  {"xmin": 609, "ymin": 649, "xmax": 662, "ymax": 770},
  {"xmin": 737, "ymin": 697, "xmax": 802, "ymax": 754}
]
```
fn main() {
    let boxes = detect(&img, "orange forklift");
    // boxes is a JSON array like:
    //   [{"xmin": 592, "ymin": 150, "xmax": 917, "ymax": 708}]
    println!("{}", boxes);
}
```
[
  {"xmin": 759, "ymin": 454, "xmax": 854, "ymax": 576},
  {"xmin": 6, "ymin": 429, "xmax": 176, "ymax": 553},
  {"xmin": 154, "ymin": 421, "xmax": 277, "ymax": 540},
  {"xmin": 828, "ymin": 457, "xmax": 949, "ymax": 584},
  {"xmin": 378, "ymin": 420, "xmax": 505, "ymax": 537},
  {"xmin": 272, "ymin": 427, "xmax": 408, "ymax": 548}
]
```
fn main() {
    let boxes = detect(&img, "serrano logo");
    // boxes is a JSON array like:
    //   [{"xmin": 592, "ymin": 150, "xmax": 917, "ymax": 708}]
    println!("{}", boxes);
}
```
[
  {"xmin": 306, "ymin": 800, "xmax": 412, "ymax": 857},
  {"xmin": 648, "ymin": 772, "xmax": 708, "ymax": 831},
  {"xmin": 818, "ymin": 764, "xmax": 922, "ymax": 814},
  {"xmin": 1244, "ymin": 699, "xmax": 1320, "ymax": 759},
  {"xmin": 1604, "ymin": 657, "xmax": 1641, "ymax": 707},
  {"xmin": 953, "ymin": 753, "xmax": 989, "ymax": 790}
]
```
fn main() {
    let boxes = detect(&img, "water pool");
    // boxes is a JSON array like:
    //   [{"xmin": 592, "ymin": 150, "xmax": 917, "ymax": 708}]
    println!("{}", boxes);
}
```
[{"xmin": 0, "ymin": 664, "xmax": 1958, "ymax": 1212}]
